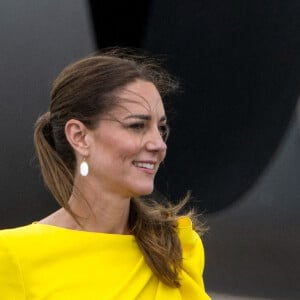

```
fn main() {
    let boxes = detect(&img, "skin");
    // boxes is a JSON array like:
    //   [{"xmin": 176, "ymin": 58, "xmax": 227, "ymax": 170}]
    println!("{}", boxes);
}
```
[{"xmin": 39, "ymin": 80, "xmax": 168, "ymax": 234}]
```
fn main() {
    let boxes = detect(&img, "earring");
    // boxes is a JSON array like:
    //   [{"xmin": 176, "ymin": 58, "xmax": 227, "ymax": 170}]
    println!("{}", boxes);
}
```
[{"xmin": 80, "ymin": 157, "xmax": 89, "ymax": 176}]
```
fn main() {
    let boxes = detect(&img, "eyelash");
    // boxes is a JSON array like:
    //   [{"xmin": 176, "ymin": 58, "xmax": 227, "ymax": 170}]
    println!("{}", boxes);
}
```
[
  {"xmin": 128, "ymin": 122, "xmax": 145, "ymax": 130},
  {"xmin": 127, "ymin": 123, "xmax": 170, "ymax": 141}
]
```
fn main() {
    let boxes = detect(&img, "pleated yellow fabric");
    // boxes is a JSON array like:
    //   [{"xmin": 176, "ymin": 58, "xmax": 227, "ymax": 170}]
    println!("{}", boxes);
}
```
[{"xmin": 0, "ymin": 217, "xmax": 210, "ymax": 299}]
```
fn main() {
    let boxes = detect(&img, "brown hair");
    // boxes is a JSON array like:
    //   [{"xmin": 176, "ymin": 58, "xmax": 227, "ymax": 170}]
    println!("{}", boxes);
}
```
[{"xmin": 34, "ymin": 48, "xmax": 203, "ymax": 287}]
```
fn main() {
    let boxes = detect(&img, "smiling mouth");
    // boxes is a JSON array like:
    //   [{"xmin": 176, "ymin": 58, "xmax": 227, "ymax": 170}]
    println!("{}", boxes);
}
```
[{"xmin": 133, "ymin": 161, "xmax": 155, "ymax": 170}]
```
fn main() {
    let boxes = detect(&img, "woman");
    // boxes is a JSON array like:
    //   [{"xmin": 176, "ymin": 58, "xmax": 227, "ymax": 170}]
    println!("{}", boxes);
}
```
[{"xmin": 0, "ymin": 48, "xmax": 211, "ymax": 299}]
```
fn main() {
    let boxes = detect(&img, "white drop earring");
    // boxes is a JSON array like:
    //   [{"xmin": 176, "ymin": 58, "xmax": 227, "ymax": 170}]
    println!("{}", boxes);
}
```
[{"xmin": 80, "ymin": 157, "xmax": 89, "ymax": 176}]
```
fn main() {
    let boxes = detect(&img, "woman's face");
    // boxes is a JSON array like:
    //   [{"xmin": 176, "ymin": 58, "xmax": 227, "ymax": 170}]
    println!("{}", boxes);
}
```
[{"xmin": 86, "ymin": 79, "xmax": 168, "ymax": 197}]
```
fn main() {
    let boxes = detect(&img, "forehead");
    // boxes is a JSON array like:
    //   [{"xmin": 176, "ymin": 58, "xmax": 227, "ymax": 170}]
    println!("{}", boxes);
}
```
[{"xmin": 111, "ymin": 80, "xmax": 165, "ymax": 116}]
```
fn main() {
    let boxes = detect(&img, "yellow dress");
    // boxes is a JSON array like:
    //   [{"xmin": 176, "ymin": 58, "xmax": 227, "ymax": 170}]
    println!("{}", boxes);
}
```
[{"xmin": 0, "ymin": 217, "xmax": 210, "ymax": 299}]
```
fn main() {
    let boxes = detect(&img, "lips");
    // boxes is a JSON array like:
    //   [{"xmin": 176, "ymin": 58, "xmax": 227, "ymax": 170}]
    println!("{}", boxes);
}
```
[{"xmin": 133, "ymin": 161, "xmax": 156, "ymax": 170}]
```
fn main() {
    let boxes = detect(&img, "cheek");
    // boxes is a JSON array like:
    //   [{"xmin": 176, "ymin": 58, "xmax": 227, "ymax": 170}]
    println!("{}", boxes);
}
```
[
  {"xmin": 103, "ymin": 135, "xmax": 141, "ymax": 162},
  {"xmin": 118, "ymin": 141, "xmax": 141, "ymax": 162}
]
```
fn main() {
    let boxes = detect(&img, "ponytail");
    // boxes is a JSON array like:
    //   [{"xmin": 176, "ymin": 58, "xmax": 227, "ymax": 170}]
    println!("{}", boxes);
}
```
[
  {"xmin": 129, "ymin": 194, "xmax": 189, "ymax": 288},
  {"xmin": 33, "ymin": 112, "xmax": 73, "ymax": 214}
]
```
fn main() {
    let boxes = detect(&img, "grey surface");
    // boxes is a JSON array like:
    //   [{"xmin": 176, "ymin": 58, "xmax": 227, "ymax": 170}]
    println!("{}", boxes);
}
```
[
  {"xmin": 208, "ymin": 292, "xmax": 273, "ymax": 300},
  {"xmin": 0, "ymin": 0, "xmax": 95, "ymax": 227},
  {"xmin": 204, "ymin": 100, "xmax": 300, "ymax": 299}
]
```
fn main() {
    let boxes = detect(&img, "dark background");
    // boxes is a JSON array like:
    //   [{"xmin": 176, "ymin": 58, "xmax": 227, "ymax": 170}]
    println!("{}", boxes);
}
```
[{"xmin": 0, "ymin": 0, "xmax": 299, "ymax": 298}]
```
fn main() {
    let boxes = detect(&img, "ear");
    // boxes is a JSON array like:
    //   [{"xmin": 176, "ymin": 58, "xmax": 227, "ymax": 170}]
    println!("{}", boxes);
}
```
[{"xmin": 65, "ymin": 119, "xmax": 90, "ymax": 156}]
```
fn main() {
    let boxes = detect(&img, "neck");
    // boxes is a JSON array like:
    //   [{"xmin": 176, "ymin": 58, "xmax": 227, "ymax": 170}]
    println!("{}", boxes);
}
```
[
  {"xmin": 68, "ymin": 190, "xmax": 131, "ymax": 234},
  {"xmin": 40, "ymin": 177, "xmax": 132, "ymax": 235}
]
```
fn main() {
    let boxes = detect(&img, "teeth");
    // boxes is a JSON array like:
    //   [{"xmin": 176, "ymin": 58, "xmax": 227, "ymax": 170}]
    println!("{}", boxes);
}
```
[{"xmin": 134, "ymin": 162, "xmax": 155, "ymax": 170}]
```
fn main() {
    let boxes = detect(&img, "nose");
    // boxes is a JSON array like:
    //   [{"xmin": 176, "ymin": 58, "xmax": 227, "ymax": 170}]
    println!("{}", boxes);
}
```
[{"xmin": 145, "ymin": 128, "xmax": 167, "ymax": 152}]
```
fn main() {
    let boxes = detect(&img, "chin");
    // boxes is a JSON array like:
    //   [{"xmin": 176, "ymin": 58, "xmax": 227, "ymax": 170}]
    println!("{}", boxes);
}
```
[{"xmin": 131, "ymin": 185, "xmax": 154, "ymax": 197}]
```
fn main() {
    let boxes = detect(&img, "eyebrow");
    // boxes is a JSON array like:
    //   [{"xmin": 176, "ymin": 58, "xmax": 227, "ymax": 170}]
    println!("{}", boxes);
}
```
[{"xmin": 123, "ymin": 114, "xmax": 167, "ymax": 122}]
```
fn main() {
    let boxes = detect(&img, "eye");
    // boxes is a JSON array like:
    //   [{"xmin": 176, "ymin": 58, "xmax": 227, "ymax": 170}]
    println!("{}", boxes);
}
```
[
  {"xmin": 159, "ymin": 124, "xmax": 170, "ymax": 141},
  {"xmin": 128, "ymin": 122, "xmax": 145, "ymax": 130}
]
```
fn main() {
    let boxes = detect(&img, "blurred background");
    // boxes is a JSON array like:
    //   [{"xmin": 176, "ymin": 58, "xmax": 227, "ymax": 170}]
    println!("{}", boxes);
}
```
[{"xmin": 0, "ymin": 1, "xmax": 299, "ymax": 299}]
